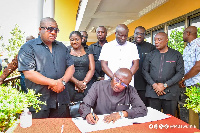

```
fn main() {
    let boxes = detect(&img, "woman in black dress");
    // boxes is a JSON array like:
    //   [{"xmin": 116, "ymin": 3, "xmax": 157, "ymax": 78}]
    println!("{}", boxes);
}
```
[{"xmin": 67, "ymin": 31, "xmax": 95, "ymax": 102}]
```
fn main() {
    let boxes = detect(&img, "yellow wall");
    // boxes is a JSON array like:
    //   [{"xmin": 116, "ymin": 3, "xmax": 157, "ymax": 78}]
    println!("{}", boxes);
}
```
[
  {"xmin": 107, "ymin": 0, "xmax": 200, "ymax": 41},
  {"xmin": 54, "ymin": 0, "xmax": 79, "ymax": 42},
  {"xmin": 87, "ymin": 42, "xmax": 96, "ymax": 46}
]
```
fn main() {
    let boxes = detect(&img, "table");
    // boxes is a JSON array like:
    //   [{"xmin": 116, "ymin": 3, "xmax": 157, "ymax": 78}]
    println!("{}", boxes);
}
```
[{"xmin": 13, "ymin": 115, "xmax": 200, "ymax": 133}]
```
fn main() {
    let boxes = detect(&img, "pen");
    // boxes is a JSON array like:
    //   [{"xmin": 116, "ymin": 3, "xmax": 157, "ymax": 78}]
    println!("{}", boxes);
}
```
[
  {"xmin": 61, "ymin": 125, "xmax": 64, "ymax": 133},
  {"xmin": 91, "ymin": 108, "xmax": 96, "ymax": 120}
]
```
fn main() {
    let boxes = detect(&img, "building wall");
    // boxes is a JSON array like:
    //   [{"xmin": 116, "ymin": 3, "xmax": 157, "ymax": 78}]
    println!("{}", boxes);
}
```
[
  {"xmin": 107, "ymin": 0, "xmax": 200, "ymax": 41},
  {"xmin": 54, "ymin": 0, "xmax": 79, "ymax": 45},
  {"xmin": 0, "ymin": 0, "xmax": 43, "ymax": 45}
]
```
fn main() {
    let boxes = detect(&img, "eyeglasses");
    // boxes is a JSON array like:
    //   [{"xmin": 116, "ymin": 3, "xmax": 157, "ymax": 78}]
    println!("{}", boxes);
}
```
[
  {"xmin": 135, "ymin": 32, "xmax": 145, "ymax": 36},
  {"xmin": 41, "ymin": 27, "xmax": 60, "ymax": 33},
  {"xmin": 113, "ymin": 76, "xmax": 128, "ymax": 88}
]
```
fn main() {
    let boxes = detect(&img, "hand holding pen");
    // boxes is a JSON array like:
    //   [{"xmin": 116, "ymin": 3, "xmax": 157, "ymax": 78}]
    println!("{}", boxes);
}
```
[{"xmin": 86, "ymin": 108, "xmax": 99, "ymax": 124}]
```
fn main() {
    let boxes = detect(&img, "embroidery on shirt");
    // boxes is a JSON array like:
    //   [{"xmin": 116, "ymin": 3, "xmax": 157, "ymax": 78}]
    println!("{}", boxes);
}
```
[{"xmin": 166, "ymin": 61, "xmax": 175, "ymax": 63}]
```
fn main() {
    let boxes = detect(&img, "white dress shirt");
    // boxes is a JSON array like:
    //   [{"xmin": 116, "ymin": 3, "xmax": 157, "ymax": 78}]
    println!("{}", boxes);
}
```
[{"xmin": 99, "ymin": 39, "xmax": 139, "ymax": 87}]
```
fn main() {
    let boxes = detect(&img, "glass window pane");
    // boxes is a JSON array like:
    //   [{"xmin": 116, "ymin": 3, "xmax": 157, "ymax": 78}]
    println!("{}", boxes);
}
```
[
  {"xmin": 167, "ymin": 21, "xmax": 185, "ymax": 54},
  {"xmin": 190, "ymin": 16, "xmax": 200, "ymax": 37},
  {"xmin": 145, "ymin": 33, "xmax": 152, "ymax": 44}
]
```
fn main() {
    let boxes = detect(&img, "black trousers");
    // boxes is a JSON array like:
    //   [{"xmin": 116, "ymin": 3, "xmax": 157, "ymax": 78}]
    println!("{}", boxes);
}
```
[
  {"xmin": 148, "ymin": 98, "xmax": 177, "ymax": 116},
  {"xmin": 31, "ymin": 104, "xmax": 70, "ymax": 119},
  {"xmin": 137, "ymin": 90, "xmax": 149, "ymax": 107},
  {"xmin": 178, "ymin": 86, "xmax": 191, "ymax": 123}
]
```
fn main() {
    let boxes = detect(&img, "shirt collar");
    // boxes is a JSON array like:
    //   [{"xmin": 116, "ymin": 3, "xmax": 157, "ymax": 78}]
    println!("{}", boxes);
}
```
[
  {"xmin": 94, "ymin": 40, "xmax": 108, "ymax": 47},
  {"xmin": 114, "ymin": 39, "xmax": 127, "ymax": 46},
  {"xmin": 188, "ymin": 38, "xmax": 200, "ymax": 46},
  {"xmin": 36, "ymin": 36, "xmax": 57, "ymax": 45}
]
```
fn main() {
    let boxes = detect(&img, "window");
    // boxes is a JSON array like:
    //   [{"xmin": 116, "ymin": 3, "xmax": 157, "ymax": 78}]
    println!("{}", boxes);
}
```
[
  {"xmin": 145, "ymin": 33, "xmax": 152, "ymax": 44},
  {"xmin": 190, "ymin": 15, "xmax": 200, "ymax": 28},
  {"xmin": 190, "ymin": 15, "xmax": 200, "ymax": 37},
  {"xmin": 167, "ymin": 21, "xmax": 185, "ymax": 54}
]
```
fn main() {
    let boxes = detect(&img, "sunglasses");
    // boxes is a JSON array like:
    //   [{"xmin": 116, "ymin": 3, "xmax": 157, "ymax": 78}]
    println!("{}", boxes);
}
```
[
  {"xmin": 41, "ymin": 27, "xmax": 60, "ymax": 33},
  {"xmin": 113, "ymin": 76, "xmax": 128, "ymax": 88}
]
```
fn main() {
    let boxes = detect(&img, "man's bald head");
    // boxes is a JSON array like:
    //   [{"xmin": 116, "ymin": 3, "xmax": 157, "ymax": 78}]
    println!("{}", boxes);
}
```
[
  {"xmin": 115, "ymin": 68, "xmax": 132, "ymax": 84},
  {"xmin": 183, "ymin": 26, "xmax": 197, "ymax": 43},
  {"xmin": 156, "ymin": 32, "xmax": 168, "ymax": 39},
  {"xmin": 116, "ymin": 24, "xmax": 129, "ymax": 33},
  {"xmin": 154, "ymin": 32, "xmax": 168, "ymax": 52},
  {"xmin": 115, "ymin": 24, "xmax": 129, "ymax": 45},
  {"xmin": 184, "ymin": 26, "xmax": 197, "ymax": 35},
  {"xmin": 40, "ymin": 17, "xmax": 57, "ymax": 27}
]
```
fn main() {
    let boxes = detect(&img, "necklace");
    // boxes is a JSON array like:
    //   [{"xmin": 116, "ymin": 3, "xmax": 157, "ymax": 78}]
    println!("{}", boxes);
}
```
[{"xmin": 72, "ymin": 48, "xmax": 82, "ymax": 57}]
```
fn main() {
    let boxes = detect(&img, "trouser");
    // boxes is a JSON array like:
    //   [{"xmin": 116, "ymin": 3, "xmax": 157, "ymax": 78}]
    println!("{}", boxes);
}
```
[
  {"xmin": 178, "ymin": 87, "xmax": 189, "ymax": 123},
  {"xmin": 137, "ymin": 90, "xmax": 149, "ymax": 107},
  {"xmin": 31, "ymin": 104, "xmax": 70, "ymax": 119},
  {"xmin": 178, "ymin": 84, "xmax": 200, "ymax": 123},
  {"xmin": 148, "ymin": 98, "xmax": 177, "ymax": 116}
]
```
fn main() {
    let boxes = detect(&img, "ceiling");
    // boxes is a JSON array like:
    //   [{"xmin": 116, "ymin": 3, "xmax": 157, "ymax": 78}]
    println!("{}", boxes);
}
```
[{"xmin": 75, "ymin": 0, "xmax": 168, "ymax": 42}]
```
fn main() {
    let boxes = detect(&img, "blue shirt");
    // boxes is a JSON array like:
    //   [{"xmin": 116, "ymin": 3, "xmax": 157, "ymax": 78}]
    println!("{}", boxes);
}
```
[
  {"xmin": 18, "ymin": 37, "xmax": 74, "ymax": 110},
  {"xmin": 183, "ymin": 38, "xmax": 200, "ymax": 86}
]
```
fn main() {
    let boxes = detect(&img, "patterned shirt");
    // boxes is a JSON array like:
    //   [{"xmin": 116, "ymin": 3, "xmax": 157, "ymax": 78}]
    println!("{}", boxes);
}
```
[{"xmin": 183, "ymin": 38, "xmax": 200, "ymax": 86}]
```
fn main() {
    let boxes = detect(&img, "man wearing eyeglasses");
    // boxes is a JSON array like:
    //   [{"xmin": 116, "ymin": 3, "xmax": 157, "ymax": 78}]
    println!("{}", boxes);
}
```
[
  {"xmin": 99, "ymin": 24, "xmax": 139, "ymax": 87},
  {"xmin": 18, "ymin": 17, "xmax": 75, "ymax": 118},
  {"xmin": 79, "ymin": 68, "xmax": 147, "ymax": 124},
  {"xmin": 133, "ymin": 26, "xmax": 155, "ymax": 106}
]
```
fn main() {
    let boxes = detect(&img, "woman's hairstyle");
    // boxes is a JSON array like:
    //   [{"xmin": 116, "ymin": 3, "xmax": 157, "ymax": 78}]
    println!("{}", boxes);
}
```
[{"xmin": 69, "ymin": 31, "xmax": 82, "ymax": 39}]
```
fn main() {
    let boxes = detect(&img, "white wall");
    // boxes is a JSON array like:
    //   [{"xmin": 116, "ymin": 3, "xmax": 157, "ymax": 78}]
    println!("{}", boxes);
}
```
[{"xmin": 0, "ymin": 0, "xmax": 44, "ymax": 47}]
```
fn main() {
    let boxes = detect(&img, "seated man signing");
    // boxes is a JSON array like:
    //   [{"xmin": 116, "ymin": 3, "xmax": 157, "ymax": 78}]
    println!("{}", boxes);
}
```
[{"xmin": 79, "ymin": 68, "xmax": 147, "ymax": 124}]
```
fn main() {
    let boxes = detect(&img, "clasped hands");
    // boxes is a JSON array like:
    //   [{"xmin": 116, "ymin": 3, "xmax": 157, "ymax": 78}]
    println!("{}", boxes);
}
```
[
  {"xmin": 48, "ymin": 78, "xmax": 65, "ymax": 93},
  {"xmin": 86, "ymin": 112, "xmax": 121, "ymax": 125},
  {"xmin": 75, "ymin": 80, "xmax": 87, "ymax": 93},
  {"xmin": 152, "ymin": 83, "xmax": 166, "ymax": 96}
]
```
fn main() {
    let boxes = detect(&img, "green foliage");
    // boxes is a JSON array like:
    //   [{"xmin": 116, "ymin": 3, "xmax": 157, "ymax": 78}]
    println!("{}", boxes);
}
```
[
  {"xmin": 198, "ymin": 28, "xmax": 200, "ymax": 38},
  {"xmin": 6, "ymin": 24, "xmax": 25, "ymax": 59},
  {"xmin": 168, "ymin": 27, "xmax": 200, "ymax": 55},
  {"xmin": 0, "ymin": 86, "xmax": 46, "ymax": 132},
  {"xmin": 0, "ymin": 35, "xmax": 5, "ymax": 54},
  {"xmin": 168, "ymin": 28, "xmax": 184, "ymax": 54},
  {"xmin": 184, "ymin": 84, "xmax": 200, "ymax": 113}
]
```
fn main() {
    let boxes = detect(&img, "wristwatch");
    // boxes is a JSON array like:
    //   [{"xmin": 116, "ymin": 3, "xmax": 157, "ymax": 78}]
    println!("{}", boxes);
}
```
[
  {"xmin": 62, "ymin": 80, "xmax": 66, "ymax": 86},
  {"xmin": 118, "ymin": 111, "xmax": 124, "ymax": 118},
  {"xmin": 164, "ymin": 83, "xmax": 168, "ymax": 88}
]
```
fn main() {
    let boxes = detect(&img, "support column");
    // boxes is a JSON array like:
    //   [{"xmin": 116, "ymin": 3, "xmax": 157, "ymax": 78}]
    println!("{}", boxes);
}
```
[{"xmin": 43, "ymin": 0, "xmax": 55, "ymax": 18}]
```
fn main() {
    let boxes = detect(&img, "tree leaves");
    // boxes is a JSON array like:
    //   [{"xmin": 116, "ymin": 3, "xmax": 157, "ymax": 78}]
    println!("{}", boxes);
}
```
[
  {"xmin": 0, "ymin": 86, "xmax": 46, "ymax": 132},
  {"xmin": 184, "ymin": 84, "xmax": 200, "ymax": 113}
]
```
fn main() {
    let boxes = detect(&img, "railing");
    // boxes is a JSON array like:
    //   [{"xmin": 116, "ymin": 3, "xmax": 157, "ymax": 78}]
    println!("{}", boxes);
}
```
[{"xmin": 3, "ymin": 75, "xmax": 21, "ymax": 90}]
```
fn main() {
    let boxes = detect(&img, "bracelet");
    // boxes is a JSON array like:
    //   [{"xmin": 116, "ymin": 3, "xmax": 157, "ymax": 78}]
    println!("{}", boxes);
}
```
[
  {"xmin": 118, "ymin": 111, "xmax": 124, "ymax": 118},
  {"xmin": 84, "ymin": 79, "xmax": 88, "ymax": 83},
  {"xmin": 182, "ymin": 77, "xmax": 185, "ymax": 81},
  {"xmin": 62, "ymin": 80, "xmax": 66, "ymax": 86}
]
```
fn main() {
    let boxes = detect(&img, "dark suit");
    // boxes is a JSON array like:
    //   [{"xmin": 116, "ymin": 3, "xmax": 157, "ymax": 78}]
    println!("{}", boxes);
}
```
[
  {"xmin": 142, "ymin": 48, "xmax": 184, "ymax": 115},
  {"xmin": 134, "ymin": 41, "xmax": 155, "ymax": 105}
]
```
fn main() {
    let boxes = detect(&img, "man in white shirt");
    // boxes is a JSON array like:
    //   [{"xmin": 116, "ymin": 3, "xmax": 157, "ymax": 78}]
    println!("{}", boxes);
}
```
[{"xmin": 99, "ymin": 24, "xmax": 139, "ymax": 87}]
